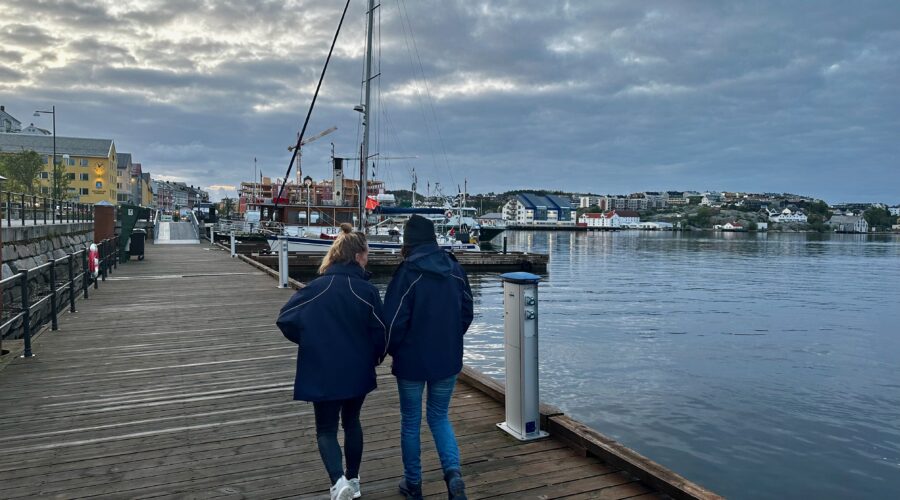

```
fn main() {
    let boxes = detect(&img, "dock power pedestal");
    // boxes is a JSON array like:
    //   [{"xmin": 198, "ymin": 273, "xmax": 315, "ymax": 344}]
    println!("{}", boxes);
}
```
[{"xmin": 497, "ymin": 272, "xmax": 549, "ymax": 441}]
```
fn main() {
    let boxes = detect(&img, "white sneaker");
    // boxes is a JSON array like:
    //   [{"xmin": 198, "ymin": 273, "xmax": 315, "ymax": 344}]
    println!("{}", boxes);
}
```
[
  {"xmin": 348, "ymin": 476, "xmax": 362, "ymax": 498},
  {"xmin": 330, "ymin": 476, "xmax": 353, "ymax": 500}
]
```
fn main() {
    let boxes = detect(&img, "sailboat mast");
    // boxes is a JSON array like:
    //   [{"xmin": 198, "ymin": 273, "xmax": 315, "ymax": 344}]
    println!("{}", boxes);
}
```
[{"xmin": 359, "ymin": 0, "xmax": 376, "ymax": 231}]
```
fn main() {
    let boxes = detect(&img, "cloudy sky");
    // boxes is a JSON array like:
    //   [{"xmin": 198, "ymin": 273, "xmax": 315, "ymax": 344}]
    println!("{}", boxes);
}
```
[{"xmin": 1, "ymin": 0, "xmax": 897, "ymax": 202}]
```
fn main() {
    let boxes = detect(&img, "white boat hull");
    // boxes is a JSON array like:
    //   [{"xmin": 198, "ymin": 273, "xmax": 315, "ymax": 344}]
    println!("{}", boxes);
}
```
[{"xmin": 267, "ymin": 235, "xmax": 480, "ymax": 253}]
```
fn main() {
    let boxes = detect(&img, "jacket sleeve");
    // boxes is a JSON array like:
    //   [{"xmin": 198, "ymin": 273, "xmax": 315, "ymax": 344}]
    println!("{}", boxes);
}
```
[
  {"xmin": 457, "ymin": 264, "xmax": 474, "ymax": 335},
  {"xmin": 369, "ymin": 286, "xmax": 388, "ymax": 364},
  {"xmin": 276, "ymin": 289, "xmax": 308, "ymax": 345},
  {"xmin": 384, "ymin": 266, "xmax": 414, "ymax": 355}
]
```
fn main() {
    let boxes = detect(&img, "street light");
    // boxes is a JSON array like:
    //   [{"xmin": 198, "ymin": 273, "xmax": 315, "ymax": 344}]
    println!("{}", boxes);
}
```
[
  {"xmin": 33, "ymin": 106, "xmax": 57, "ymax": 199},
  {"xmin": 304, "ymin": 175, "xmax": 313, "ymax": 227}
]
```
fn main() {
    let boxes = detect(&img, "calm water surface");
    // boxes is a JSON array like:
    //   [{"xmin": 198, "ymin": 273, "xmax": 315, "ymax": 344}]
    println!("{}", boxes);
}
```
[{"xmin": 410, "ymin": 231, "xmax": 899, "ymax": 499}]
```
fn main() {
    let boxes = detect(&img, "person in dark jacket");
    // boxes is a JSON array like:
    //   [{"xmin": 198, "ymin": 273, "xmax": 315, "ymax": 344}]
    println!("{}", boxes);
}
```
[
  {"xmin": 384, "ymin": 215, "xmax": 474, "ymax": 500},
  {"xmin": 276, "ymin": 223, "xmax": 386, "ymax": 500}
]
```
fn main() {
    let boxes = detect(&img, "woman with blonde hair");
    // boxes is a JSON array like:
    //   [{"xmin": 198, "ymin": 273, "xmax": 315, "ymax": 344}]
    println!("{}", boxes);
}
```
[{"xmin": 277, "ymin": 223, "xmax": 386, "ymax": 500}]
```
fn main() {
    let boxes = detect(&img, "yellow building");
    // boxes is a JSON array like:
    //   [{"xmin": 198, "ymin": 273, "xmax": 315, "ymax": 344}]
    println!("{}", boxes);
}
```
[{"xmin": 0, "ymin": 134, "xmax": 118, "ymax": 204}]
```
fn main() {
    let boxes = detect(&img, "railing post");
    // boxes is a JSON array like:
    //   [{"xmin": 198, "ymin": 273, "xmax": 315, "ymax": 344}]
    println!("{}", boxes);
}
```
[
  {"xmin": 210, "ymin": 226, "xmax": 215, "ymax": 245},
  {"xmin": 100, "ymin": 241, "xmax": 107, "ymax": 282},
  {"xmin": 113, "ymin": 237, "xmax": 118, "ymax": 270},
  {"xmin": 82, "ymin": 250, "xmax": 90, "ymax": 298},
  {"xmin": 20, "ymin": 271, "xmax": 32, "ymax": 357},
  {"xmin": 42, "ymin": 197, "xmax": 47, "ymax": 224},
  {"xmin": 52, "ymin": 197, "xmax": 56, "ymax": 224},
  {"xmin": 68, "ymin": 254, "xmax": 76, "ymax": 312},
  {"xmin": 277, "ymin": 236, "xmax": 289, "ymax": 288},
  {"xmin": 230, "ymin": 230, "xmax": 236, "ymax": 257},
  {"xmin": 497, "ymin": 272, "xmax": 547, "ymax": 441},
  {"xmin": 21, "ymin": 193, "xmax": 25, "ymax": 226},
  {"xmin": 49, "ymin": 261, "xmax": 59, "ymax": 331},
  {"xmin": 6, "ymin": 191, "xmax": 11, "ymax": 225}
]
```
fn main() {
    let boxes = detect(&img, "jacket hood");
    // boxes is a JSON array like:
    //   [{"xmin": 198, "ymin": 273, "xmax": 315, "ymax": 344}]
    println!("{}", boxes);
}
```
[
  {"xmin": 324, "ymin": 261, "xmax": 370, "ymax": 280},
  {"xmin": 405, "ymin": 243, "xmax": 453, "ymax": 277}
]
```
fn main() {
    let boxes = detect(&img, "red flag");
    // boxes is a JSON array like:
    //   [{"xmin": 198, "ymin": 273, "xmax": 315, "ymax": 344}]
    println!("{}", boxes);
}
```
[{"xmin": 365, "ymin": 196, "xmax": 379, "ymax": 210}]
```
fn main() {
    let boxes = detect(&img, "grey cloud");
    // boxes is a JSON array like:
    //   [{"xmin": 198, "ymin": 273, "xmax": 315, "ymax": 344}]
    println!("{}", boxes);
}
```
[
  {"xmin": 1, "ymin": 0, "xmax": 897, "ymax": 202},
  {"xmin": 0, "ymin": 65, "xmax": 26, "ymax": 82},
  {"xmin": 0, "ymin": 23, "xmax": 58, "ymax": 48}
]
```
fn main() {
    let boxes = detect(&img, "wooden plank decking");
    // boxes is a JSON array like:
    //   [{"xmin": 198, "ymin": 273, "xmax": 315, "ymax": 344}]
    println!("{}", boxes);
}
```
[{"xmin": 0, "ymin": 242, "xmax": 665, "ymax": 499}]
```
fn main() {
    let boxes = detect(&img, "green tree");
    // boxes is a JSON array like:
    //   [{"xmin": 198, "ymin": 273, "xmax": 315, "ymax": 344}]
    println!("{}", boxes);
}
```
[
  {"xmin": 864, "ymin": 207, "xmax": 893, "ymax": 231},
  {"xmin": 688, "ymin": 196, "xmax": 703, "ymax": 205},
  {"xmin": 222, "ymin": 197, "xmax": 236, "ymax": 218},
  {"xmin": 51, "ymin": 157, "xmax": 71, "ymax": 200},
  {"xmin": 0, "ymin": 150, "xmax": 44, "ymax": 194},
  {"xmin": 688, "ymin": 206, "xmax": 714, "ymax": 227}
]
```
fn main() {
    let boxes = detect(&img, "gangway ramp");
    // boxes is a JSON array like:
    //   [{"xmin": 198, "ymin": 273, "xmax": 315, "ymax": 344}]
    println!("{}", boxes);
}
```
[{"xmin": 155, "ymin": 221, "xmax": 199, "ymax": 244}]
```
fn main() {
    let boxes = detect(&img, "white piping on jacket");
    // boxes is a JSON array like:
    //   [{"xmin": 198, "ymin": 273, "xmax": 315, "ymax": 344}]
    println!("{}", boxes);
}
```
[
  {"xmin": 347, "ymin": 276, "xmax": 387, "ymax": 348},
  {"xmin": 385, "ymin": 273, "xmax": 423, "ymax": 356},
  {"xmin": 277, "ymin": 276, "xmax": 335, "ymax": 318},
  {"xmin": 451, "ymin": 273, "xmax": 472, "ymax": 300}
]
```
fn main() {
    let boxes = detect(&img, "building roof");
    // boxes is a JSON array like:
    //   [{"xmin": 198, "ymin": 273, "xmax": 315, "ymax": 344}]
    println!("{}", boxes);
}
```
[
  {"xmin": 0, "ymin": 105, "xmax": 22, "ymax": 133},
  {"xmin": 117, "ymin": 152, "xmax": 132, "ymax": 170},
  {"xmin": 828, "ymin": 215, "xmax": 864, "ymax": 224},
  {"xmin": 477, "ymin": 212, "xmax": 503, "ymax": 220},
  {"xmin": 609, "ymin": 210, "xmax": 640, "ymax": 218},
  {"xmin": 545, "ymin": 194, "xmax": 573, "ymax": 210},
  {"xmin": 0, "ymin": 134, "xmax": 114, "ymax": 158},
  {"xmin": 581, "ymin": 213, "xmax": 603, "ymax": 219}
]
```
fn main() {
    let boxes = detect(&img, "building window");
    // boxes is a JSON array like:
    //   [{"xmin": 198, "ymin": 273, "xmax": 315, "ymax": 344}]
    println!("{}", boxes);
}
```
[
  {"xmin": 80, "ymin": 173, "xmax": 89, "ymax": 181},
  {"xmin": 80, "ymin": 158, "xmax": 88, "ymax": 166},
  {"xmin": 80, "ymin": 188, "xmax": 89, "ymax": 195},
  {"xmin": 66, "ymin": 173, "xmax": 76, "ymax": 180},
  {"xmin": 40, "ymin": 187, "xmax": 49, "ymax": 194},
  {"xmin": 40, "ymin": 172, "xmax": 49, "ymax": 179}
]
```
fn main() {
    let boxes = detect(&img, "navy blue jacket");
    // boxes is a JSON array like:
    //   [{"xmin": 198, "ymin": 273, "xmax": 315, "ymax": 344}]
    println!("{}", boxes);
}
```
[
  {"xmin": 384, "ymin": 243, "xmax": 474, "ymax": 381},
  {"xmin": 276, "ymin": 262, "xmax": 386, "ymax": 402}
]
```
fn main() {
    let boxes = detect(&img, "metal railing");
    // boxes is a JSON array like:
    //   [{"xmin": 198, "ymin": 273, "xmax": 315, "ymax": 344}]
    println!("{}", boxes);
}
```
[
  {"xmin": 0, "ymin": 237, "xmax": 118, "ymax": 358},
  {"xmin": 1, "ymin": 190, "xmax": 94, "ymax": 226}
]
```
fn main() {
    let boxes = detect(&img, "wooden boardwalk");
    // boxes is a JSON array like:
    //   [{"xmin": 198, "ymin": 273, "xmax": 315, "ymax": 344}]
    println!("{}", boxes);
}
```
[{"xmin": 0, "ymin": 243, "xmax": 667, "ymax": 499}]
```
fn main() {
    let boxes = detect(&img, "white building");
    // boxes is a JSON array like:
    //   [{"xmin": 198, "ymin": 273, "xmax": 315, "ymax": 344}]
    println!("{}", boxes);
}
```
[
  {"xmin": 889, "ymin": 207, "xmax": 900, "ymax": 217},
  {"xmin": 502, "ymin": 193, "xmax": 575, "ymax": 227},
  {"xmin": 768, "ymin": 208, "xmax": 808, "ymax": 223},
  {"xmin": 579, "ymin": 196, "xmax": 598, "ymax": 208},
  {"xmin": 828, "ymin": 215, "xmax": 868, "ymax": 233},
  {"xmin": 589, "ymin": 210, "xmax": 641, "ymax": 228},
  {"xmin": 578, "ymin": 213, "xmax": 604, "ymax": 227}
]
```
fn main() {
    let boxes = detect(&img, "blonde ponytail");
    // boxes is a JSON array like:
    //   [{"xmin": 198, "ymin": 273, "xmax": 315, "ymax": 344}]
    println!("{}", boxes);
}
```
[{"xmin": 318, "ymin": 223, "xmax": 368, "ymax": 274}]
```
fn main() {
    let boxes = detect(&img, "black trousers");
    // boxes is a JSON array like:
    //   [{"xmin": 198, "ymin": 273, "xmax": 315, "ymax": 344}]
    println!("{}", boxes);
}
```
[{"xmin": 313, "ymin": 395, "xmax": 366, "ymax": 484}]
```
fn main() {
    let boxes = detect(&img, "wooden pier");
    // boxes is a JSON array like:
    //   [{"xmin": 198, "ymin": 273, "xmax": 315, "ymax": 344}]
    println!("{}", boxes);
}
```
[
  {"xmin": 0, "ymin": 243, "xmax": 718, "ymax": 499},
  {"xmin": 248, "ymin": 251, "xmax": 548, "ymax": 276}
]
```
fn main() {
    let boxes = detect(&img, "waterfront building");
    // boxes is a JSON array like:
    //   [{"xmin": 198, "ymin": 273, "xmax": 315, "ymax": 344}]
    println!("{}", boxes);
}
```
[
  {"xmin": 667, "ymin": 191, "xmax": 689, "ymax": 206},
  {"xmin": 0, "ymin": 133, "xmax": 118, "ymax": 204},
  {"xmin": 578, "ymin": 213, "xmax": 604, "ymax": 228},
  {"xmin": 151, "ymin": 181, "xmax": 208, "ymax": 212},
  {"xmin": 637, "ymin": 221, "xmax": 674, "ymax": 230},
  {"xmin": 117, "ymin": 153, "xmax": 133, "ymax": 204},
  {"xmin": 502, "ymin": 193, "xmax": 575, "ymax": 227},
  {"xmin": 828, "ymin": 215, "xmax": 869, "ymax": 233},
  {"xmin": 593, "ymin": 209, "xmax": 641, "ymax": 228},
  {"xmin": 596, "ymin": 195, "xmax": 629, "ymax": 211},
  {"xmin": 889, "ymin": 207, "xmax": 900, "ymax": 217}
]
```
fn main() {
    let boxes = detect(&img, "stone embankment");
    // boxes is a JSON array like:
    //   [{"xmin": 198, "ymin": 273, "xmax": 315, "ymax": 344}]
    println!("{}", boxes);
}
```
[{"xmin": 2, "ymin": 222, "xmax": 94, "ymax": 340}]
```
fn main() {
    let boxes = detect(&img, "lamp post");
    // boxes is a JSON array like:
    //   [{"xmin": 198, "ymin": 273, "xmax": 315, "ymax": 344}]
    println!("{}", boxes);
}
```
[
  {"xmin": 33, "ymin": 106, "xmax": 57, "ymax": 200},
  {"xmin": 303, "ymin": 176, "xmax": 313, "ymax": 227}
]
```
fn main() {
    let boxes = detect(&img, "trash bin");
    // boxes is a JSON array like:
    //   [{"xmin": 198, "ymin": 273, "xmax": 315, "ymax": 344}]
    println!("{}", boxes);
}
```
[{"xmin": 130, "ymin": 229, "xmax": 146, "ymax": 261}]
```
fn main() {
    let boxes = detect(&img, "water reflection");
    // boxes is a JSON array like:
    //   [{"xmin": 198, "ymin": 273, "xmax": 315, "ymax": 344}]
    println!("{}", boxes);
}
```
[{"xmin": 463, "ymin": 230, "xmax": 900, "ymax": 499}]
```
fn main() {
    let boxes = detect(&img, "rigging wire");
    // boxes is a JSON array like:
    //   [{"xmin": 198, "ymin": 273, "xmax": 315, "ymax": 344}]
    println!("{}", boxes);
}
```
[
  {"xmin": 396, "ymin": 0, "xmax": 457, "ymax": 189},
  {"xmin": 274, "ymin": 0, "xmax": 353, "ymax": 212}
]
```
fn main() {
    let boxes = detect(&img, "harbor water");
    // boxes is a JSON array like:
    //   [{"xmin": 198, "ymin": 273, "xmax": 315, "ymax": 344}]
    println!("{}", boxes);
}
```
[{"xmin": 384, "ymin": 230, "xmax": 900, "ymax": 499}]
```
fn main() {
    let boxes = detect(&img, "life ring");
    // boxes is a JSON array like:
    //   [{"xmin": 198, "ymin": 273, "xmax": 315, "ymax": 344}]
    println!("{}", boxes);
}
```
[
  {"xmin": 88, "ymin": 243, "xmax": 100, "ymax": 278},
  {"xmin": 445, "ymin": 210, "xmax": 453, "ymax": 218}
]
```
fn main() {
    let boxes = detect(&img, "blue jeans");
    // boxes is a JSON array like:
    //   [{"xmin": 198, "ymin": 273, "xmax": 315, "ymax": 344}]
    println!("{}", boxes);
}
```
[{"xmin": 396, "ymin": 375, "xmax": 461, "ymax": 484}]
